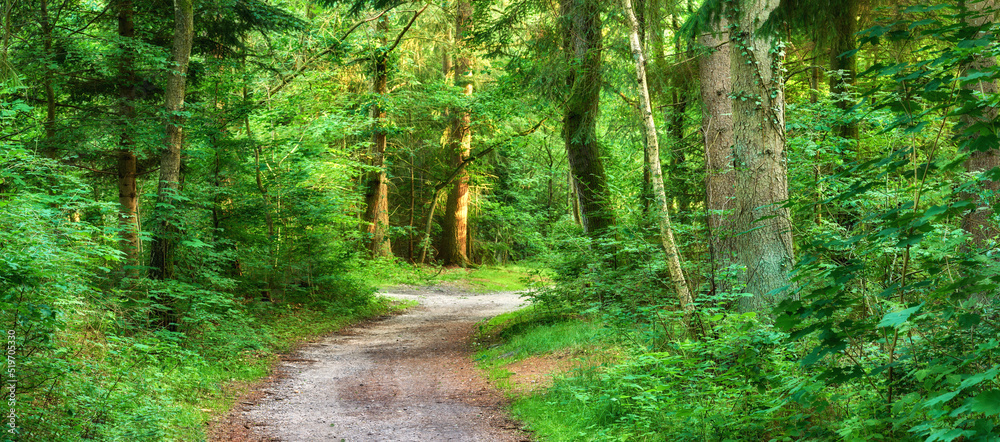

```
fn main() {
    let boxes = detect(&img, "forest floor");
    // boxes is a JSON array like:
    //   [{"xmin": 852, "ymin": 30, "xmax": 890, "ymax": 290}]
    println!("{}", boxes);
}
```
[{"xmin": 208, "ymin": 284, "xmax": 532, "ymax": 442}]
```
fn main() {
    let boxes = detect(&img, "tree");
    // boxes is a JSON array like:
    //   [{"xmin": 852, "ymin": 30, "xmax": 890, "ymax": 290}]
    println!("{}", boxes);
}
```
[
  {"xmin": 440, "ymin": 0, "xmax": 474, "ymax": 266},
  {"xmin": 365, "ymin": 15, "xmax": 393, "ymax": 258},
  {"xmin": 624, "ymin": 0, "xmax": 694, "ymax": 316},
  {"xmin": 115, "ymin": 0, "xmax": 141, "ymax": 278},
  {"xmin": 958, "ymin": 0, "xmax": 999, "ymax": 248},
  {"xmin": 363, "ymin": 5, "xmax": 426, "ymax": 259},
  {"xmin": 148, "ymin": 0, "xmax": 194, "ymax": 281},
  {"xmin": 561, "ymin": 0, "xmax": 614, "ymax": 236},
  {"xmin": 698, "ymin": 15, "xmax": 736, "ymax": 297},
  {"xmin": 728, "ymin": 0, "xmax": 794, "ymax": 311},
  {"xmin": 829, "ymin": 0, "xmax": 860, "ymax": 140}
]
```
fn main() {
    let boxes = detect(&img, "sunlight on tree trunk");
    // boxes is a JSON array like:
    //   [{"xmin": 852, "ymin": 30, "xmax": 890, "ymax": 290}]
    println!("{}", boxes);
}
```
[
  {"xmin": 624, "ymin": 0, "xmax": 694, "ymax": 317},
  {"xmin": 365, "ymin": 17, "xmax": 392, "ymax": 259},
  {"xmin": 441, "ymin": 0, "xmax": 473, "ymax": 267}
]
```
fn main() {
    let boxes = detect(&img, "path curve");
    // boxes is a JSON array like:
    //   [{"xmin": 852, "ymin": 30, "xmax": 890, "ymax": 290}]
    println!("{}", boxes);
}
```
[{"xmin": 212, "ymin": 286, "xmax": 531, "ymax": 442}]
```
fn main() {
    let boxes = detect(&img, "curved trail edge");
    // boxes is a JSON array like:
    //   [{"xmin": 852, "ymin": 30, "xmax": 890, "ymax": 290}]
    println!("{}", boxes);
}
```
[{"xmin": 209, "ymin": 286, "xmax": 532, "ymax": 442}]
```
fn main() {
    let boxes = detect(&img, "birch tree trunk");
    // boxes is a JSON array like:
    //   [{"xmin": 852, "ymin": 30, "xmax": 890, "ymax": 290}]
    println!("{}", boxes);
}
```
[
  {"xmin": 729, "ymin": 0, "xmax": 794, "ymax": 312},
  {"xmin": 624, "ymin": 0, "xmax": 694, "ymax": 315},
  {"xmin": 149, "ymin": 0, "xmax": 194, "ymax": 280}
]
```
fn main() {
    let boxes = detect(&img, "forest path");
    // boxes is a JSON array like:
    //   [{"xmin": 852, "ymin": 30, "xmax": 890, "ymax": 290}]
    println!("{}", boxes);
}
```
[{"xmin": 211, "ymin": 286, "xmax": 531, "ymax": 442}]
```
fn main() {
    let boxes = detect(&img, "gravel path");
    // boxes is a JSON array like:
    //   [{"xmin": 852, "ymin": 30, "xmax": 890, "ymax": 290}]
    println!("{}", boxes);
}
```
[{"xmin": 211, "ymin": 286, "xmax": 531, "ymax": 442}]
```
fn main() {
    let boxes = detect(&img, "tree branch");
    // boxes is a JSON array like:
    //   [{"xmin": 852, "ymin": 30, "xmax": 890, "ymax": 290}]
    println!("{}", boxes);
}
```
[
  {"xmin": 386, "ymin": 4, "xmax": 429, "ymax": 55},
  {"xmin": 265, "ymin": 7, "xmax": 393, "ymax": 99}
]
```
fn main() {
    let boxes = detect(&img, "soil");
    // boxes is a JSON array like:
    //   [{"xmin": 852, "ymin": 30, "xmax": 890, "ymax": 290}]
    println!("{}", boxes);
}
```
[
  {"xmin": 208, "ymin": 285, "xmax": 532, "ymax": 442},
  {"xmin": 504, "ymin": 352, "xmax": 584, "ymax": 396}
]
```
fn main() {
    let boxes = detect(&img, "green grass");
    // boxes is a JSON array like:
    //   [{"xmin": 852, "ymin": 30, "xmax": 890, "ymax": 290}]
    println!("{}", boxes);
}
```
[
  {"xmin": 480, "ymin": 312, "xmax": 808, "ymax": 442},
  {"xmin": 20, "ymin": 294, "xmax": 410, "ymax": 442},
  {"xmin": 357, "ymin": 260, "xmax": 548, "ymax": 292},
  {"xmin": 472, "ymin": 304, "xmax": 608, "ymax": 390}
]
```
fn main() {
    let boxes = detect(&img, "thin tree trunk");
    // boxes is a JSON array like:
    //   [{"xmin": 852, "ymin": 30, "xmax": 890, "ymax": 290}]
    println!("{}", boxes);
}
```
[
  {"xmin": 441, "ymin": 0, "xmax": 473, "ymax": 267},
  {"xmin": 116, "ymin": 0, "xmax": 140, "ymax": 279},
  {"xmin": 561, "ymin": 0, "xmax": 614, "ymax": 236},
  {"xmin": 959, "ymin": 0, "xmax": 999, "ymax": 249},
  {"xmin": 830, "ymin": 0, "xmax": 859, "ymax": 141},
  {"xmin": 625, "ymin": 0, "xmax": 694, "ymax": 315},
  {"xmin": 39, "ymin": 0, "xmax": 57, "ymax": 158},
  {"xmin": 730, "ymin": 0, "xmax": 794, "ymax": 312},
  {"xmin": 699, "ymin": 18, "xmax": 736, "ymax": 297},
  {"xmin": 149, "ymin": 0, "xmax": 194, "ymax": 281}
]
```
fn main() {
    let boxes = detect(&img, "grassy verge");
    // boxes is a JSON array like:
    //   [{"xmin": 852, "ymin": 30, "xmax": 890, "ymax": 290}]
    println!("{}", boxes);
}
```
[
  {"xmin": 357, "ymin": 259, "xmax": 549, "ymax": 292},
  {"xmin": 471, "ymin": 304, "xmax": 618, "ymax": 419},
  {"xmin": 20, "ymin": 294, "xmax": 411, "ymax": 441},
  {"xmin": 474, "ymin": 306, "xmax": 806, "ymax": 441}
]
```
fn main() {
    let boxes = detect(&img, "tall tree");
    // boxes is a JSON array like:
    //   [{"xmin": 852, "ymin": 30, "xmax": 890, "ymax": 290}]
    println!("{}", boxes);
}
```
[
  {"xmin": 699, "ymin": 16, "xmax": 736, "ymax": 296},
  {"xmin": 440, "ymin": 0, "xmax": 473, "ymax": 267},
  {"xmin": 362, "ymin": 6, "xmax": 426, "ymax": 259},
  {"xmin": 561, "ymin": 0, "xmax": 614, "ymax": 236},
  {"xmin": 959, "ymin": 0, "xmax": 999, "ymax": 249},
  {"xmin": 364, "ymin": 15, "xmax": 393, "ymax": 258},
  {"xmin": 625, "ymin": 0, "xmax": 694, "ymax": 316},
  {"xmin": 829, "ymin": 0, "xmax": 859, "ymax": 140},
  {"xmin": 729, "ymin": 0, "xmax": 794, "ymax": 311},
  {"xmin": 115, "ymin": 0, "xmax": 141, "ymax": 278},
  {"xmin": 149, "ymin": 0, "xmax": 194, "ymax": 280},
  {"xmin": 38, "ymin": 0, "xmax": 58, "ymax": 158},
  {"xmin": 764, "ymin": 0, "xmax": 864, "ymax": 140}
]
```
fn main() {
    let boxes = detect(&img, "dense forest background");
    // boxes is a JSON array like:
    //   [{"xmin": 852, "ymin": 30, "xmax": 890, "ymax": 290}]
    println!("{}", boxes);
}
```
[{"xmin": 2, "ymin": 0, "xmax": 999, "ymax": 440}]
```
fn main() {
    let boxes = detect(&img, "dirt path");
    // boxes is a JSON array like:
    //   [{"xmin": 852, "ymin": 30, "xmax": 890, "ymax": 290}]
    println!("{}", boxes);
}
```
[{"xmin": 210, "ymin": 286, "xmax": 532, "ymax": 442}]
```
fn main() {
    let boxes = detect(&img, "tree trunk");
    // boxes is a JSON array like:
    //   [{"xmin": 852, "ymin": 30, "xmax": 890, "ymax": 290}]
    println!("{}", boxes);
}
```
[
  {"xmin": 625, "ymin": 0, "xmax": 694, "ymax": 316},
  {"xmin": 116, "ymin": 0, "xmax": 140, "ymax": 279},
  {"xmin": 729, "ymin": 0, "xmax": 794, "ymax": 312},
  {"xmin": 149, "ymin": 0, "xmax": 194, "ymax": 281},
  {"xmin": 364, "ymin": 19, "xmax": 392, "ymax": 259},
  {"xmin": 561, "ymin": 0, "xmax": 614, "ymax": 236},
  {"xmin": 830, "ymin": 0, "xmax": 859, "ymax": 141},
  {"xmin": 39, "ymin": 0, "xmax": 57, "ymax": 159},
  {"xmin": 441, "ymin": 0, "xmax": 473, "ymax": 267},
  {"xmin": 959, "ymin": 0, "xmax": 999, "ymax": 249},
  {"xmin": 699, "ymin": 17, "xmax": 737, "ymax": 297}
]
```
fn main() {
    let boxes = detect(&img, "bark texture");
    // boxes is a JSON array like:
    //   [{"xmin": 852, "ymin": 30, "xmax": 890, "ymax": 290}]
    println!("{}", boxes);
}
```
[
  {"xmin": 441, "ymin": 0, "xmax": 473, "ymax": 267},
  {"xmin": 700, "ymin": 18, "xmax": 737, "ymax": 297},
  {"xmin": 149, "ymin": 0, "xmax": 194, "ymax": 280},
  {"xmin": 960, "ymin": 0, "xmax": 1000, "ymax": 249},
  {"xmin": 561, "ymin": 0, "xmax": 614, "ymax": 236},
  {"xmin": 365, "ymin": 19, "xmax": 392, "ymax": 259},
  {"xmin": 40, "ymin": 0, "xmax": 58, "ymax": 158},
  {"xmin": 624, "ymin": 0, "xmax": 693, "ymax": 315},
  {"xmin": 116, "ymin": 0, "xmax": 140, "ymax": 278},
  {"xmin": 829, "ymin": 0, "xmax": 859, "ymax": 141},
  {"xmin": 730, "ymin": 0, "xmax": 794, "ymax": 312}
]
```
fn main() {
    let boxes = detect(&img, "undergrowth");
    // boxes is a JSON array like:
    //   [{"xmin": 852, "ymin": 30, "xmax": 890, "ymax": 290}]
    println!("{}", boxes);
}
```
[{"xmin": 12, "ymin": 293, "xmax": 406, "ymax": 442}]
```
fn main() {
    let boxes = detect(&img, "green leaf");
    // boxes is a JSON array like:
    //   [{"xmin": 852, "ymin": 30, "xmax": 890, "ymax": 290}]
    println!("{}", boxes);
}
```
[
  {"xmin": 877, "ymin": 303, "xmax": 923, "ymax": 328},
  {"xmin": 970, "ymin": 390, "xmax": 1000, "ymax": 416}
]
